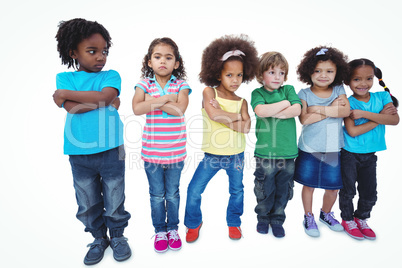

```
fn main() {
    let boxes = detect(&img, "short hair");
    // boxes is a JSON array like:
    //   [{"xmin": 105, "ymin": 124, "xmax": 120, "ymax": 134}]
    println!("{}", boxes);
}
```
[
  {"xmin": 55, "ymin": 18, "xmax": 111, "ymax": 69},
  {"xmin": 199, "ymin": 34, "xmax": 259, "ymax": 87},
  {"xmin": 347, "ymin": 58, "xmax": 398, "ymax": 107},
  {"xmin": 297, "ymin": 46, "xmax": 349, "ymax": 87},
  {"xmin": 140, "ymin": 37, "xmax": 186, "ymax": 80},
  {"xmin": 257, "ymin": 51, "xmax": 289, "ymax": 85}
]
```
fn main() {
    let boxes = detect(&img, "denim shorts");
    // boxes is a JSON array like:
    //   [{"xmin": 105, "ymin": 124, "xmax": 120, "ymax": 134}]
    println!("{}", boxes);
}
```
[{"xmin": 294, "ymin": 149, "xmax": 342, "ymax": 190}]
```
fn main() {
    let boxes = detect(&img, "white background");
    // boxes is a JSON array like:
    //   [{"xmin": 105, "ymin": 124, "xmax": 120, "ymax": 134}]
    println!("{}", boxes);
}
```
[{"xmin": 1, "ymin": 0, "xmax": 401, "ymax": 267}]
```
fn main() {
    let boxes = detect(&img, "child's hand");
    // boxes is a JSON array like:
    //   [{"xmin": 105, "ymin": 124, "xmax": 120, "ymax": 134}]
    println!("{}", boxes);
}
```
[
  {"xmin": 349, "ymin": 109, "xmax": 366, "ymax": 120},
  {"xmin": 210, "ymin": 98, "xmax": 221, "ymax": 109},
  {"xmin": 111, "ymin": 97, "xmax": 120, "ymax": 110},
  {"xmin": 53, "ymin": 89, "xmax": 66, "ymax": 108},
  {"xmin": 331, "ymin": 97, "xmax": 346, "ymax": 107},
  {"xmin": 380, "ymin": 104, "xmax": 398, "ymax": 115}
]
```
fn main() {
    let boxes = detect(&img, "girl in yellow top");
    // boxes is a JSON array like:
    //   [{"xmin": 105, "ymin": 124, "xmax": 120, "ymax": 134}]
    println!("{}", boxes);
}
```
[{"xmin": 184, "ymin": 35, "xmax": 258, "ymax": 242}]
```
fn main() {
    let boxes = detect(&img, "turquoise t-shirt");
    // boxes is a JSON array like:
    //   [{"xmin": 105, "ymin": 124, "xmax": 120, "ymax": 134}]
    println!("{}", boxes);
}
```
[
  {"xmin": 343, "ymin": 91, "xmax": 392, "ymax": 153},
  {"xmin": 251, "ymin": 85, "xmax": 302, "ymax": 159},
  {"xmin": 56, "ymin": 70, "xmax": 124, "ymax": 155}
]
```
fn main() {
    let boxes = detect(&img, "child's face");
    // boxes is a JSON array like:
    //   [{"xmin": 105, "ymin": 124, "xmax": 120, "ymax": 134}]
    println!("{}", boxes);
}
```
[
  {"xmin": 348, "ymin": 65, "xmax": 374, "ymax": 99},
  {"xmin": 148, "ymin": 44, "xmax": 179, "ymax": 79},
  {"xmin": 262, "ymin": 65, "xmax": 286, "ymax": 91},
  {"xmin": 218, "ymin": 60, "xmax": 243, "ymax": 92},
  {"xmin": 311, "ymin": 60, "xmax": 337, "ymax": 88},
  {"xmin": 71, "ymin": 33, "xmax": 108, "ymax": 73}
]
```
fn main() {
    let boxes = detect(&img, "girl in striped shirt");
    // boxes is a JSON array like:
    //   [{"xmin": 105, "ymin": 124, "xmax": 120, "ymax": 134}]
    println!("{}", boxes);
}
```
[{"xmin": 132, "ymin": 37, "xmax": 191, "ymax": 253}]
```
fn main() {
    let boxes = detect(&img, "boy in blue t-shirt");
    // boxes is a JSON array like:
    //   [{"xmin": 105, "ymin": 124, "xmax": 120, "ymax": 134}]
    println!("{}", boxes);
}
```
[
  {"xmin": 53, "ymin": 19, "xmax": 131, "ymax": 265},
  {"xmin": 251, "ymin": 52, "xmax": 301, "ymax": 237}
]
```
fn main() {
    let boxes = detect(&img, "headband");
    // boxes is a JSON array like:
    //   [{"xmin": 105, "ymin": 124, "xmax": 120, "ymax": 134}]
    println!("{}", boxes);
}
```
[
  {"xmin": 316, "ymin": 48, "xmax": 328, "ymax": 56},
  {"xmin": 220, "ymin": 50, "xmax": 245, "ymax": 61}
]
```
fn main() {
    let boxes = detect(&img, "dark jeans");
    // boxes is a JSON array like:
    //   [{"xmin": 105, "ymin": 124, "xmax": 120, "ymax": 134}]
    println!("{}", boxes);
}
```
[
  {"xmin": 69, "ymin": 145, "xmax": 131, "ymax": 238},
  {"xmin": 339, "ymin": 149, "xmax": 377, "ymax": 221},
  {"xmin": 253, "ymin": 157, "xmax": 295, "ymax": 225}
]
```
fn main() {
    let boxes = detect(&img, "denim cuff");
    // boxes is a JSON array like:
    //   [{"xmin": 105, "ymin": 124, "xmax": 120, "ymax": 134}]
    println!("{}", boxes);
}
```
[{"xmin": 109, "ymin": 227, "xmax": 125, "ymax": 238}]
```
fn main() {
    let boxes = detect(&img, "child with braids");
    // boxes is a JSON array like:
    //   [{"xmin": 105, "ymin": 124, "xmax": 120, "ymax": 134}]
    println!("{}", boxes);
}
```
[
  {"xmin": 132, "ymin": 37, "xmax": 191, "ymax": 253},
  {"xmin": 53, "ymin": 18, "xmax": 131, "ymax": 265},
  {"xmin": 340, "ymin": 58, "xmax": 399, "ymax": 240},
  {"xmin": 295, "ymin": 46, "xmax": 350, "ymax": 237},
  {"xmin": 184, "ymin": 34, "xmax": 258, "ymax": 242}
]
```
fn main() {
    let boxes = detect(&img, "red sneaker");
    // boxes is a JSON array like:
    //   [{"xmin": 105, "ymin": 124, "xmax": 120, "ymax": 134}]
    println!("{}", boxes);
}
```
[
  {"xmin": 228, "ymin": 227, "xmax": 242, "ymax": 240},
  {"xmin": 186, "ymin": 222, "xmax": 202, "ymax": 243},
  {"xmin": 354, "ymin": 218, "xmax": 376, "ymax": 240},
  {"xmin": 341, "ymin": 220, "xmax": 364, "ymax": 240}
]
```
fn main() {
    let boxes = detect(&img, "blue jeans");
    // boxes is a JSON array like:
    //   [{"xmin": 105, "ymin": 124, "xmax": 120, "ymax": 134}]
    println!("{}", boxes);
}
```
[
  {"xmin": 184, "ymin": 152, "xmax": 244, "ymax": 228},
  {"xmin": 144, "ymin": 161, "xmax": 184, "ymax": 233},
  {"xmin": 253, "ymin": 157, "xmax": 295, "ymax": 225},
  {"xmin": 339, "ymin": 149, "xmax": 377, "ymax": 221},
  {"xmin": 69, "ymin": 145, "xmax": 131, "ymax": 238}
]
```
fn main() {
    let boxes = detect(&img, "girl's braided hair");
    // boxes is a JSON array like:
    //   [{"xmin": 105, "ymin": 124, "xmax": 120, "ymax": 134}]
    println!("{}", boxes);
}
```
[{"xmin": 346, "ymin": 58, "xmax": 398, "ymax": 107}]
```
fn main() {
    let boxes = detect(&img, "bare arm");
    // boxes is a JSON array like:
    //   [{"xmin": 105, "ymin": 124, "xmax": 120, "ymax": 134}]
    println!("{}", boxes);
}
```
[
  {"xmin": 350, "ymin": 103, "xmax": 399, "ymax": 126},
  {"xmin": 223, "ymin": 99, "xmax": 251, "ymax": 133},
  {"xmin": 156, "ymin": 89, "xmax": 190, "ymax": 116},
  {"xmin": 307, "ymin": 94, "xmax": 351, "ymax": 118},
  {"xmin": 203, "ymin": 87, "xmax": 241, "ymax": 123},
  {"xmin": 53, "ymin": 87, "xmax": 119, "ymax": 114},
  {"xmin": 273, "ymin": 103, "xmax": 302, "ymax": 119},
  {"xmin": 298, "ymin": 99, "xmax": 327, "ymax": 125},
  {"xmin": 254, "ymin": 100, "xmax": 290, "ymax": 118},
  {"xmin": 132, "ymin": 87, "xmax": 177, "ymax": 115},
  {"xmin": 53, "ymin": 87, "xmax": 118, "ymax": 108}
]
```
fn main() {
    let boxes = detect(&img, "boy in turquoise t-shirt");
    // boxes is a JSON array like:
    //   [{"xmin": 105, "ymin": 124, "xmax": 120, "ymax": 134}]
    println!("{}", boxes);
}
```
[{"xmin": 251, "ymin": 52, "xmax": 301, "ymax": 237}]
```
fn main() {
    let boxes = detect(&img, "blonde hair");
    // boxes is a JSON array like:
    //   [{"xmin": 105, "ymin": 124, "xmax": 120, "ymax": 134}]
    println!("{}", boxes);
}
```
[{"xmin": 257, "ymin": 51, "xmax": 289, "ymax": 85}]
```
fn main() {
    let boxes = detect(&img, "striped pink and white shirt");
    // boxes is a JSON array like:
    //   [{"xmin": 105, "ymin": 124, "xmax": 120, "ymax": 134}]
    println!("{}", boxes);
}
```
[{"xmin": 135, "ymin": 75, "xmax": 191, "ymax": 164}]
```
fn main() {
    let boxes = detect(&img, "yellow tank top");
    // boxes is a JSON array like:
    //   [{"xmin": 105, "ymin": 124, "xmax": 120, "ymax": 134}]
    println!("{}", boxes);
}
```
[{"xmin": 201, "ymin": 88, "xmax": 246, "ymax": 155}]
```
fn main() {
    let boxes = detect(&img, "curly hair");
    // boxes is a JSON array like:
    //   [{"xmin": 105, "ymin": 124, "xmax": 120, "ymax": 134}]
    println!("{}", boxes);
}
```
[
  {"xmin": 297, "ymin": 46, "xmax": 349, "ymax": 87},
  {"xmin": 140, "ymin": 37, "xmax": 186, "ymax": 80},
  {"xmin": 55, "ymin": 18, "xmax": 112, "ymax": 69},
  {"xmin": 199, "ymin": 34, "xmax": 259, "ymax": 87},
  {"xmin": 257, "ymin": 51, "xmax": 289, "ymax": 85},
  {"xmin": 346, "ymin": 58, "xmax": 398, "ymax": 107}
]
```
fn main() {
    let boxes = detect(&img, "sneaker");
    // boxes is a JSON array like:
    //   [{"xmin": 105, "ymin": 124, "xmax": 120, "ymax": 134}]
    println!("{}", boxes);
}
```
[
  {"xmin": 110, "ymin": 236, "xmax": 131, "ymax": 262},
  {"xmin": 303, "ymin": 212, "xmax": 320, "ymax": 237},
  {"xmin": 186, "ymin": 222, "xmax": 202, "ymax": 243},
  {"xmin": 154, "ymin": 232, "xmax": 168, "ymax": 253},
  {"xmin": 354, "ymin": 218, "xmax": 376, "ymax": 240},
  {"xmin": 167, "ymin": 229, "xmax": 182, "ymax": 251},
  {"xmin": 228, "ymin": 226, "xmax": 242, "ymax": 240},
  {"xmin": 256, "ymin": 222, "xmax": 269, "ymax": 234},
  {"xmin": 271, "ymin": 224, "xmax": 285, "ymax": 238},
  {"xmin": 342, "ymin": 220, "xmax": 364, "ymax": 240},
  {"xmin": 84, "ymin": 237, "xmax": 110, "ymax": 265},
  {"xmin": 319, "ymin": 209, "xmax": 344, "ymax": 231}
]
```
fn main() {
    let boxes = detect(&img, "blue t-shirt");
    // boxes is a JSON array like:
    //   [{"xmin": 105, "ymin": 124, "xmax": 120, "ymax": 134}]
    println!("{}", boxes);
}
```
[
  {"xmin": 343, "ymin": 91, "xmax": 392, "ymax": 153},
  {"xmin": 56, "ymin": 70, "xmax": 124, "ymax": 155},
  {"xmin": 297, "ymin": 85, "xmax": 346, "ymax": 153}
]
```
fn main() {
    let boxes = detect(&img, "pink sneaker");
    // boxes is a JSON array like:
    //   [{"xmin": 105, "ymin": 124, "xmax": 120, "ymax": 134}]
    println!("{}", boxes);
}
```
[
  {"xmin": 341, "ymin": 220, "xmax": 364, "ymax": 240},
  {"xmin": 154, "ymin": 232, "xmax": 168, "ymax": 253},
  {"xmin": 167, "ymin": 229, "xmax": 182, "ymax": 251},
  {"xmin": 354, "ymin": 218, "xmax": 376, "ymax": 240}
]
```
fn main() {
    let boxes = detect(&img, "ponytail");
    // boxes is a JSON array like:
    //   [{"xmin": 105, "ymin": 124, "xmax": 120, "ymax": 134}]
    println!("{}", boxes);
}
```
[{"xmin": 374, "ymin": 67, "xmax": 399, "ymax": 107}]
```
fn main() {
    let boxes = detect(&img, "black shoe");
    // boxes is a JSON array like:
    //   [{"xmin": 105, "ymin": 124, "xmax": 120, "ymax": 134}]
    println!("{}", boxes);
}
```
[
  {"xmin": 84, "ymin": 237, "xmax": 110, "ymax": 265},
  {"xmin": 271, "ymin": 224, "xmax": 285, "ymax": 238},
  {"xmin": 110, "ymin": 236, "xmax": 132, "ymax": 262}
]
